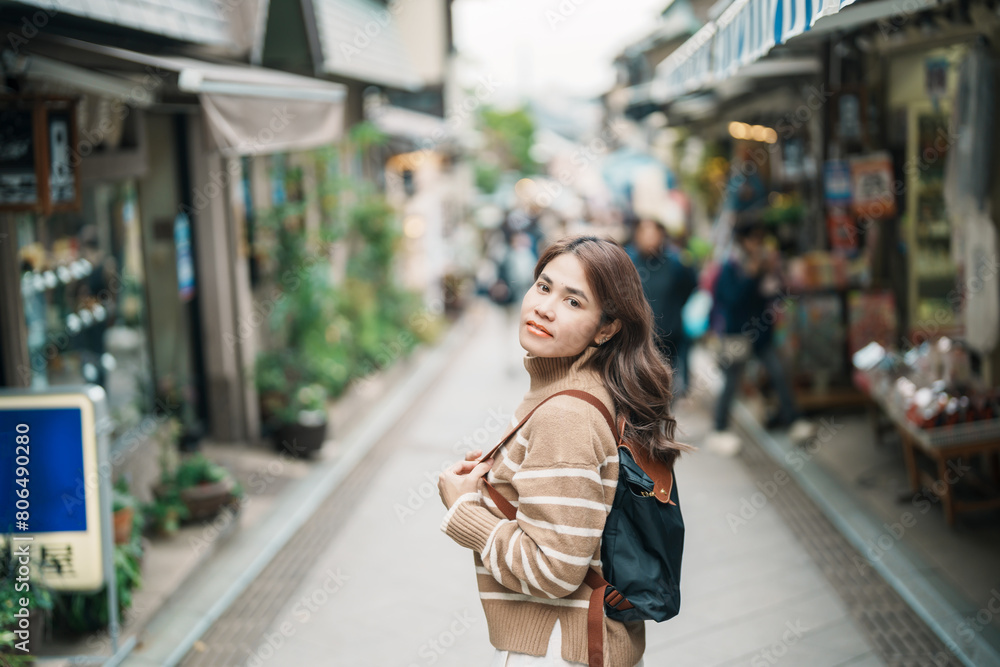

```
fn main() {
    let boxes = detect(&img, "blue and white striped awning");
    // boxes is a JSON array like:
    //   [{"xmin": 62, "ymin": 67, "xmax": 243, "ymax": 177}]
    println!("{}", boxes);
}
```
[{"xmin": 655, "ymin": 0, "xmax": 859, "ymax": 100}]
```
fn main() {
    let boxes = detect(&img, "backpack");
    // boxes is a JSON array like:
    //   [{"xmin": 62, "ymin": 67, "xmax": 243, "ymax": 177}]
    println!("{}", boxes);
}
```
[{"xmin": 480, "ymin": 389, "xmax": 684, "ymax": 667}]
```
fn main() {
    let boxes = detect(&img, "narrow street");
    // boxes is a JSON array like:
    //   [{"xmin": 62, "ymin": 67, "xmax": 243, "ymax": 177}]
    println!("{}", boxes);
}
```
[{"xmin": 179, "ymin": 303, "xmax": 893, "ymax": 667}]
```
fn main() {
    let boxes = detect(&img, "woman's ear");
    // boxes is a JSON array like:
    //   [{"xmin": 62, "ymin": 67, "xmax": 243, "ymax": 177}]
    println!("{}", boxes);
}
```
[{"xmin": 594, "ymin": 319, "xmax": 623, "ymax": 346}]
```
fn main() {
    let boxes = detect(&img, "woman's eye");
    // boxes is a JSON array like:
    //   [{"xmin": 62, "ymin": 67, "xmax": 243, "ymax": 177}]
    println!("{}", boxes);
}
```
[
  {"xmin": 568, "ymin": 299, "xmax": 580, "ymax": 308},
  {"xmin": 537, "ymin": 282, "xmax": 549, "ymax": 292}
]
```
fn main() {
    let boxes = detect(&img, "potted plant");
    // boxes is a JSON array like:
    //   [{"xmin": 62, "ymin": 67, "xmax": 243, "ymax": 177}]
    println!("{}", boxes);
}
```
[
  {"xmin": 272, "ymin": 383, "xmax": 329, "ymax": 458},
  {"xmin": 173, "ymin": 454, "xmax": 243, "ymax": 522},
  {"xmin": 112, "ymin": 477, "xmax": 141, "ymax": 545},
  {"xmin": 1, "ymin": 540, "xmax": 53, "ymax": 659},
  {"xmin": 143, "ymin": 490, "xmax": 188, "ymax": 537},
  {"xmin": 50, "ymin": 539, "xmax": 142, "ymax": 637},
  {"xmin": 256, "ymin": 350, "xmax": 330, "ymax": 458}
]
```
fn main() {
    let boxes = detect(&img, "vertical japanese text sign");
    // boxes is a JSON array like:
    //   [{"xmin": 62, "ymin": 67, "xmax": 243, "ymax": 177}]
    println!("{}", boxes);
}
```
[{"xmin": 0, "ymin": 386, "xmax": 111, "ymax": 592}]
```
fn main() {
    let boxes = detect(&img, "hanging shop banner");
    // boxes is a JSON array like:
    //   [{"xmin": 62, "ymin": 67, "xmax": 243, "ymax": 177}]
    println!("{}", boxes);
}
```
[
  {"xmin": 0, "ymin": 97, "xmax": 80, "ymax": 214},
  {"xmin": 850, "ymin": 152, "xmax": 897, "ymax": 220},
  {"xmin": 0, "ymin": 386, "xmax": 111, "ymax": 592},
  {"xmin": 0, "ymin": 106, "xmax": 39, "ymax": 205},
  {"xmin": 824, "ymin": 159, "xmax": 853, "ymax": 205},
  {"xmin": 848, "ymin": 290, "xmax": 897, "ymax": 355},
  {"xmin": 175, "ymin": 212, "xmax": 196, "ymax": 302},
  {"xmin": 827, "ymin": 207, "xmax": 858, "ymax": 252}
]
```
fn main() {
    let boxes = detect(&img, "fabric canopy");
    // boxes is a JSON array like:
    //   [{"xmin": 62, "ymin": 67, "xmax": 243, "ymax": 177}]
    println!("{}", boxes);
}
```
[
  {"xmin": 656, "ymin": 0, "xmax": 862, "ymax": 101},
  {"xmin": 199, "ymin": 92, "xmax": 346, "ymax": 157},
  {"xmin": 28, "ymin": 36, "xmax": 348, "ymax": 156}
]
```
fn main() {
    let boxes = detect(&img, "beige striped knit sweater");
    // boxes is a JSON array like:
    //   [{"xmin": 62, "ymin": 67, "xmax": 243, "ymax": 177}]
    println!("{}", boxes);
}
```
[{"xmin": 441, "ymin": 345, "xmax": 645, "ymax": 667}]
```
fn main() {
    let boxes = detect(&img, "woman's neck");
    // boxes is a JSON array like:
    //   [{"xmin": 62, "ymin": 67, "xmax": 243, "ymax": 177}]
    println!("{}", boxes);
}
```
[{"xmin": 523, "ymin": 345, "xmax": 603, "ymax": 394}]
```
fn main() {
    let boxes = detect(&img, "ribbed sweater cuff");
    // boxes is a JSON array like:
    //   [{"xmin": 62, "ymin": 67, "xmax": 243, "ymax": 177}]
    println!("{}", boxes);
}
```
[
  {"xmin": 440, "ymin": 493, "xmax": 482, "ymax": 533},
  {"xmin": 442, "ymin": 499, "xmax": 502, "ymax": 553}
]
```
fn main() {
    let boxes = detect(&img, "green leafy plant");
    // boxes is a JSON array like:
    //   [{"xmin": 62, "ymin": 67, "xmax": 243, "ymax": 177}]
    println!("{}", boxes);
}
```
[
  {"xmin": 50, "ymin": 540, "xmax": 142, "ymax": 636},
  {"xmin": 174, "ymin": 454, "xmax": 232, "ymax": 490},
  {"xmin": 252, "ymin": 141, "xmax": 427, "ymax": 434},
  {"xmin": 142, "ymin": 490, "xmax": 188, "ymax": 536},
  {"xmin": 1, "ymin": 538, "xmax": 53, "ymax": 659},
  {"xmin": 112, "ymin": 477, "xmax": 137, "ymax": 513},
  {"xmin": 256, "ymin": 350, "xmax": 332, "ymax": 427}
]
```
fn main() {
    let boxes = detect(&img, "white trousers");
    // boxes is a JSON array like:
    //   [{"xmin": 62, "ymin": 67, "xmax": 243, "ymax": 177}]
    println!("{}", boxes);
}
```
[{"xmin": 490, "ymin": 619, "xmax": 644, "ymax": 667}]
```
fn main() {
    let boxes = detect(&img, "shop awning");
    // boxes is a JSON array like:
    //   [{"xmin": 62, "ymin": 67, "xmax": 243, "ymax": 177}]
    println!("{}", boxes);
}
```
[
  {"xmin": 10, "ymin": 0, "xmax": 234, "ymax": 47},
  {"xmin": 370, "ymin": 105, "xmax": 449, "ymax": 144},
  {"xmin": 658, "ymin": 22, "xmax": 717, "ymax": 102},
  {"xmin": 22, "ymin": 37, "xmax": 348, "ymax": 156},
  {"xmin": 656, "ymin": 0, "xmax": 866, "ymax": 101},
  {"xmin": 311, "ymin": 0, "xmax": 424, "ymax": 90}
]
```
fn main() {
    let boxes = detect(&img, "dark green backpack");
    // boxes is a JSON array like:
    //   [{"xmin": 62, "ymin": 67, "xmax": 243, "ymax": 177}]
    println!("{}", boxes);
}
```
[{"xmin": 482, "ymin": 389, "xmax": 684, "ymax": 667}]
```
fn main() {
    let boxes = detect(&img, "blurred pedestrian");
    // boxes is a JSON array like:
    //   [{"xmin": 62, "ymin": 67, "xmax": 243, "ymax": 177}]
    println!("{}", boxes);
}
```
[
  {"xmin": 625, "ymin": 217, "xmax": 698, "ymax": 397},
  {"xmin": 438, "ymin": 235, "xmax": 692, "ymax": 667},
  {"xmin": 707, "ymin": 217, "xmax": 808, "ymax": 455}
]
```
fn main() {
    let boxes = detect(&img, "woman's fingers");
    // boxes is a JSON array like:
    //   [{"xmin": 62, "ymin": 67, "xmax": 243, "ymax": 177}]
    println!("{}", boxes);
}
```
[
  {"xmin": 468, "ymin": 458, "xmax": 493, "ymax": 480},
  {"xmin": 449, "ymin": 459, "xmax": 479, "ymax": 475},
  {"xmin": 464, "ymin": 449, "xmax": 484, "ymax": 462}
]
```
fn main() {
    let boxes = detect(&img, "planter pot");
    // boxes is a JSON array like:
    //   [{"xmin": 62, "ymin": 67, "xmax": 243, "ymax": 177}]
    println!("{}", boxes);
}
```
[
  {"xmin": 273, "ymin": 421, "xmax": 328, "ymax": 458},
  {"xmin": 180, "ymin": 478, "xmax": 236, "ymax": 521},
  {"xmin": 155, "ymin": 507, "xmax": 181, "ymax": 537},
  {"xmin": 113, "ymin": 507, "xmax": 134, "ymax": 545}
]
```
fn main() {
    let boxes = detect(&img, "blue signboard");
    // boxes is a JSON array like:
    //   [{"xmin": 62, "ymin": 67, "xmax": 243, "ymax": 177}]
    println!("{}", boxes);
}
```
[
  {"xmin": 824, "ymin": 159, "xmax": 853, "ymax": 205},
  {"xmin": 175, "ymin": 212, "xmax": 196, "ymax": 302},
  {"xmin": 0, "ymin": 407, "xmax": 86, "ymax": 534}
]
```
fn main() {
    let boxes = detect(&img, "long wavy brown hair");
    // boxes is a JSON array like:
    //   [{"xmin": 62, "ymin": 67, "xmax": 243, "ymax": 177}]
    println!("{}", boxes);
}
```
[{"xmin": 534, "ymin": 235, "xmax": 694, "ymax": 467}]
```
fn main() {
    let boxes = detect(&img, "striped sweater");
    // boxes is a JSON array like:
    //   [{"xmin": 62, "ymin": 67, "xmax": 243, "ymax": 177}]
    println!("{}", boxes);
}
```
[{"xmin": 441, "ymin": 345, "xmax": 645, "ymax": 667}]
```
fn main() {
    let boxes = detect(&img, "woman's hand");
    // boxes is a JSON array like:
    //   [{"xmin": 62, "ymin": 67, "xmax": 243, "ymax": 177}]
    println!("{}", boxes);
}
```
[{"xmin": 438, "ymin": 454, "xmax": 493, "ymax": 509}]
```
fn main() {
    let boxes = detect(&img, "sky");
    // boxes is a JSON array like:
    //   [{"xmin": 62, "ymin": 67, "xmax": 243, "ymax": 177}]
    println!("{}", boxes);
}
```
[{"xmin": 452, "ymin": 0, "xmax": 669, "ymax": 104}]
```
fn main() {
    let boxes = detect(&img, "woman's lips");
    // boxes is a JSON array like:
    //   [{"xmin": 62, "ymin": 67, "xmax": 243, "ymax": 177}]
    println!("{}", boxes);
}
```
[{"xmin": 526, "ymin": 321, "xmax": 553, "ymax": 338}]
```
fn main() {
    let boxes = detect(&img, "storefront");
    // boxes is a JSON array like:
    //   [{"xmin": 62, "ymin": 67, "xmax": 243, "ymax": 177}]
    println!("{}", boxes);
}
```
[
  {"xmin": 0, "ymin": 35, "xmax": 348, "ymax": 455},
  {"xmin": 655, "ymin": 0, "xmax": 1000, "ymax": 659}
]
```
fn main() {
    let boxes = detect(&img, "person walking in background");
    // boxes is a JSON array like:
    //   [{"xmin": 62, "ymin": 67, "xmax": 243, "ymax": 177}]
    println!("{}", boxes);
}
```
[
  {"xmin": 626, "ymin": 217, "xmax": 698, "ymax": 397},
  {"xmin": 437, "ymin": 235, "xmax": 692, "ymax": 666},
  {"xmin": 706, "ymin": 216, "xmax": 809, "ymax": 456},
  {"xmin": 494, "ymin": 231, "xmax": 540, "ymax": 374}
]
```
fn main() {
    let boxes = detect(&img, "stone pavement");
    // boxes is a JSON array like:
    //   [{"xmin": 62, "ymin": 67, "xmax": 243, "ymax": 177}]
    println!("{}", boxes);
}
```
[{"xmin": 180, "ymin": 302, "xmax": 888, "ymax": 667}]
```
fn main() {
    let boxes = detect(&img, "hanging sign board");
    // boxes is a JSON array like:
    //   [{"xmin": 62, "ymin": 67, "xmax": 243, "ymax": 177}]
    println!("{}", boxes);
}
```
[
  {"xmin": 175, "ymin": 212, "xmax": 196, "ymax": 302},
  {"xmin": 0, "ymin": 97, "xmax": 81, "ymax": 214},
  {"xmin": 0, "ymin": 386, "xmax": 111, "ymax": 592},
  {"xmin": 850, "ymin": 152, "xmax": 897, "ymax": 221}
]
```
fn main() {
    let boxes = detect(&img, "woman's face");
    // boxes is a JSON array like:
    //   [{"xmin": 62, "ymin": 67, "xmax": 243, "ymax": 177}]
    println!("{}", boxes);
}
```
[{"xmin": 519, "ymin": 253, "xmax": 606, "ymax": 358}]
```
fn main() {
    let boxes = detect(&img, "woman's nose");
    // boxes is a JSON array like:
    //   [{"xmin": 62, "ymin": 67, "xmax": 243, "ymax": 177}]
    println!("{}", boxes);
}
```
[{"xmin": 535, "ymin": 299, "xmax": 555, "ymax": 319}]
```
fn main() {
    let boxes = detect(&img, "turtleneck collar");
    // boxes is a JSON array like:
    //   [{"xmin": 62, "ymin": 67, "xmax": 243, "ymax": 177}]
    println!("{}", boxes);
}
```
[{"xmin": 523, "ymin": 344, "xmax": 603, "ymax": 393}]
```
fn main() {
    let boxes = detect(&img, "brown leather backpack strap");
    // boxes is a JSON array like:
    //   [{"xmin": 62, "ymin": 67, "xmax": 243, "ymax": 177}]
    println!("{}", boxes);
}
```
[
  {"xmin": 479, "ymin": 389, "xmax": 619, "ymax": 463},
  {"xmin": 483, "ymin": 481, "xmax": 517, "ymax": 520}
]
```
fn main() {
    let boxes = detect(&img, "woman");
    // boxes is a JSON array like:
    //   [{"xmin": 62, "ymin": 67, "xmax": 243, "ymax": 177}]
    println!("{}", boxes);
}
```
[{"xmin": 438, "ymin": 236, "xmax": 692, "ymax": 666}]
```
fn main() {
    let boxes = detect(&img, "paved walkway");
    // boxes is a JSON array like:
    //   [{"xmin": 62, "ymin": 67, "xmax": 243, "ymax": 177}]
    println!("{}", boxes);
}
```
[{"xmin": 183, "ymin": 302, "xmax": 886, "ymax": 667}]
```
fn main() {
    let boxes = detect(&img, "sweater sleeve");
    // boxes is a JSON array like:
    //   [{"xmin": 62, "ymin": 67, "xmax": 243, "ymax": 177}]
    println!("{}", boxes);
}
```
[{"xmin": 442, "ymin": 395, "xmax": 616, "ymax": 599}]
